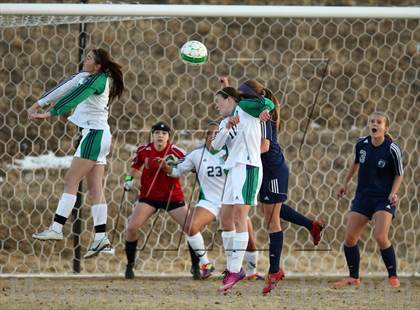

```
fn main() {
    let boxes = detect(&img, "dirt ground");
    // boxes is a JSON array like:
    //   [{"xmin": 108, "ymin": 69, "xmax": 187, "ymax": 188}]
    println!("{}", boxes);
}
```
[{"xmin": 0, "ymin": 276, "xmax": 419, "ymax": 310}]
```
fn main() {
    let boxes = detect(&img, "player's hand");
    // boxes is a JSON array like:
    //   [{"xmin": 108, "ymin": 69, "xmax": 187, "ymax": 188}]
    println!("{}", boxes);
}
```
[
  {"xmin": 155, "ymin": 157, "xmax": 172, "ymax": 174},
  {"xmin": 389, "ymin": 193, "xmax": 398, "ymax": 207},
  {"xmin": 27, "ymin": 102, "xmax": 40, "ymax": 119},
  {"xmin": 227, "ymin": 115, "xmax": 240, "ymax": 129},
  {"xmin": 219, "ymin": 76, "xmax": 230, "ymax": 87},
  {"xmin": 259, "ymin": 109, "xmax": 271, "ymax": 122},
  {"xmin": 124, "ymin": 175, "xmax": 133, "ymax": 192},
  {"xmin": 336, "ymin": 185, "xmax": 347, "ymax": 199}
]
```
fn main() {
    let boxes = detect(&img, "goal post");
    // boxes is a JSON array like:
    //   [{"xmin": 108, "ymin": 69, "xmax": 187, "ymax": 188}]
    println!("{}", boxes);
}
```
[{"xmin": 0, "ymin": 4, "xmax": 419, "ymax": 276}]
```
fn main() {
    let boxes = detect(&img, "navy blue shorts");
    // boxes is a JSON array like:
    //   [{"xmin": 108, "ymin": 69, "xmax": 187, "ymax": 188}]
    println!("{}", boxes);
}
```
[
  {"xmin": 351, "ymin": 194, "xmax": 396, "ymax": 220},
  {"xmin": 259, "ymin": 161, "xmax": 289, "ymax": 204},
  {"xmin": 138, "ymin": 198, "xmax": 185, "ymax": 212}
]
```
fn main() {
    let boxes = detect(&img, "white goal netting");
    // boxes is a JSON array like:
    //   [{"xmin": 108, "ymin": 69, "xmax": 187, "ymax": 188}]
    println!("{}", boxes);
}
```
[{"xmin": 0, "ymin": 13, "xmax": 419, "ymax": 276}]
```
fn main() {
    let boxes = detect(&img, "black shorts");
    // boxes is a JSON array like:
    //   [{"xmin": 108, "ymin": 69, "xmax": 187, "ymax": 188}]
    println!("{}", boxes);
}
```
[
  {"xmin": 138, "ymin": 198, "xmax": 185, "ymax": 212},
  {"xmin": 351, "ymin": 194, "xmax": 396, "ymax": 220},
  {"xmin": 259, "ymin": 161, "xmax": 289, "ymax": 203}
]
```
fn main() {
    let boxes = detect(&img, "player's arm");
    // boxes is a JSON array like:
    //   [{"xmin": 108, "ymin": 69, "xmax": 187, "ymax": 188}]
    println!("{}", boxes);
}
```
[
  {"xmin": 336, "ymin": 162, "xmax": 359, "ymax": 199},
  {"xmin": 260, "ymin": 121, "xmax": 271, "ymax": 153},
  {"xmin": 124, "ymin": 146, "xmax": 145, "ymax": 191},
  {"xmin": 238, "ymin": 97, "xmax": 275, "ymax": 119},
  {"xmin": 389, "ymin": 143, "xmax": 404, "ymax": 207},
  {"xmin": 28, "ymin": 71, "xmax": 89, "ymax": 118},
  {"xmin": 211, "ymin": 118, "xmax": 238, "ymax": 150}
]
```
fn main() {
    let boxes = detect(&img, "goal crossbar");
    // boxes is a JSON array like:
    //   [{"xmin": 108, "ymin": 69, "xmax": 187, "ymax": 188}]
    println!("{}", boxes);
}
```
[{"xmin": 0, "ymin": 4, "xmax": 419, "ymax": 19}]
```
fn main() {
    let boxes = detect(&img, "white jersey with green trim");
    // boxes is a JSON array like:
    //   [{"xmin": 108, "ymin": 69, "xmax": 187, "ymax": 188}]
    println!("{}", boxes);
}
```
[
  {"xmin": 212, "ymin": 105, "xmax": 262, "ymax": 170},
  {"xmin": 38, "ymin": 71, "xmax": 110, "ymax": 130},
  {"xmin": 170, "ymin": 146, "xmax": 227, "ymax": 207}
]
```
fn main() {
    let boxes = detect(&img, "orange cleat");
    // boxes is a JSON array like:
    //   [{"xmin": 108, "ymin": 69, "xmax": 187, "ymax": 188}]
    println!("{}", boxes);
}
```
[
  {"xmin": 310, "ymin": 221, "xmax": 325, "ymax": 246},
  {"xmin": 334, "ymin": 276, "xmax": 361, "ymax": 287},
  {"xmin": 262, "ymin": 269, "xmax": 285, "ymax": 295},
  {"xmin": 388, "ymin": 276, "xmax": 400, "ymax": 288}
]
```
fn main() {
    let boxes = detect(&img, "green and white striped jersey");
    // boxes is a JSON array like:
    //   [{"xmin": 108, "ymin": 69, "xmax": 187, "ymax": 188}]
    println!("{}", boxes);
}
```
[
  {"xmin": 38, "ymin": 71, "xmax": 110, "ymax": 130},
  {"xmin": 170, "ymin": 146, "xmax": 227, "ymax": 206}
]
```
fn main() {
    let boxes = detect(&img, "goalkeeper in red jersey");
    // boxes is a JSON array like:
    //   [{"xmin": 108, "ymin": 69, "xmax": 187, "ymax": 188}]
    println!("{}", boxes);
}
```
[{"xmin": 123, "ymin": 122, "xmax": 197, "ymax": 279}]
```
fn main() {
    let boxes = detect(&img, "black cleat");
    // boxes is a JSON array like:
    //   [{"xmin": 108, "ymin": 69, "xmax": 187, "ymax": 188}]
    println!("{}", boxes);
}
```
[
  {"xmin": 190, "ymin": 264, "xmax": 202, "ymax": 280},
  {"xmin": 125, "ymin": 263, "xmax": 135, "ymax": 279}
]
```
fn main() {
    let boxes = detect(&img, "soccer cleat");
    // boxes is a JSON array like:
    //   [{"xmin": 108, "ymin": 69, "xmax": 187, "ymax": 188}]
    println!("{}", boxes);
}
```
[
  {"xmin": 334, "ymin": 276, "xmax": 361, "ymax": 287},
  {"xmin": 217, "ymin": 268, "xmax": 245, "ymax": 292},
  {"xmin": 200, "ymin": 263, "xmax": 215, "ymax": 279},
  {"xmin": 310, "ymin": 221, "xmax": 325, "ymax": 246},
  {"xmin": 84, "ymin": 235, "xmax": 111, "ymax": 259},
  {"xmin": 243, "ymin": 272, "xmax": 265, "ymax": 281},
  {"xmin": 388, "ymin": 276, "xmax": 400, "ymax": 288},
  {"xmin": 190, "ymin": 264, "xmax": 202, "ymax": 280},
  {"xmin": 125, "ymin": 263, "xmax": 135, "ymax": 279},
  {"xmin": 262, "ymin": 269, "xmax": 285, "ymax": 295},
  {"xmin": 32, "ymin": 228, "xmax": 63, "ymax": 241}
]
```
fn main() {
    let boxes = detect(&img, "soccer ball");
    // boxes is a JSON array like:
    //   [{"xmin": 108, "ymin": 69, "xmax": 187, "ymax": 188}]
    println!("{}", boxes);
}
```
[{"xmin": 180, "ymin": 40, "xmax": 208, "ymax": 65}]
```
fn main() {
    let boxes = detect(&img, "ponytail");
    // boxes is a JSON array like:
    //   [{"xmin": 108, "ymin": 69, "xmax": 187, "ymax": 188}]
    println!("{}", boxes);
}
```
[{"xmin": 92, "ymin": 48, "xmax": 125, "ymax": 103}]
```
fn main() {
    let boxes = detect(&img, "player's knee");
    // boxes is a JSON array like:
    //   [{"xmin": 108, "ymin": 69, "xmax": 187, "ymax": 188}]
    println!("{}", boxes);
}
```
[
  {"xmin": 374, "ymin": 233, "xmax": 389, "ymax": 248},
  {"xmin": 344, "ymin": 235, "xmax": 358, "ymax": 247},
  {"xmin": 126, "ymin": 222, "xmax": 138, "ymax": 239}
]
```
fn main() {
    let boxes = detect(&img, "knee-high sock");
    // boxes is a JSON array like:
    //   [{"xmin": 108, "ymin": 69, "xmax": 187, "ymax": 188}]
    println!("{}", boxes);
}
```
[
  {"xmin": 187, "ymin": 232, "xmax": 209, "ymax": 265},
  {"xmin": 344, "ymin": 244, "xmax": 360, "ymax": 278},
  {"xmin": 125, "ymin": 240, "xmax": 138, "ymax": 265},
  {"xmin": 244, "ymin": 250, "xmax": 258, "ymax": 276},
  {"xmin": 221, "ymin": 230, "xmax": 235, "ymax": 270},
  {"xmin": 280, "ymin": 204, "xmax": 312, "ymax": 231},
  {"xmin": 380, "ymin": 245, "xmax": 397, "ymax": 277},
  {"xmin": 51, "ymin": 193, "xmax": 77, "ymax": 233},
  {"xmin": 230, "ymin": 232, "xmax": 249, "ymax": 273},
  {"xmin": 188, "ymin": 242, "xmax": 200, "ymax": 267},
  {"xmin": 268, "ymin": 231, "xmax": 283, "ymax": 273},
  {"xmin": 92, "ymin": 203, "xmax": 107, "ymax": 240}
]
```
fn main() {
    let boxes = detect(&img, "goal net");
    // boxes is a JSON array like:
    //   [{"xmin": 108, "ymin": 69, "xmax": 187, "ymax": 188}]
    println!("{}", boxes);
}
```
[{"xmin": 0, "ymin": 5, "xmax": 418, "ymax": 276}]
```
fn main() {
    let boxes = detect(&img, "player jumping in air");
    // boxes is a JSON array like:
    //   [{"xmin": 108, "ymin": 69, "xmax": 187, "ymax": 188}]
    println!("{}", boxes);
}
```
[
  {"xmin": 335, "ymin": 111, "xmax": 404, "ymax": 288},
  {"xmin": 30, "ymin": 48, "xmax": 124, "ymax": 258}
]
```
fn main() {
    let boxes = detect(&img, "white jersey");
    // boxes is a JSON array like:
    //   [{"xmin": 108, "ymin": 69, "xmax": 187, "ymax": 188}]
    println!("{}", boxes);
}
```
[
  {"xmin": 212, "ymin": 105, "xmax": 262, "ymax": 170},
  {"xmin": 170, "ymin": 146, "xmax": 227, "ymax": 207},
  {"xmin": 38, "ymin": 71, "xmax": 110, "ymax": 130}
]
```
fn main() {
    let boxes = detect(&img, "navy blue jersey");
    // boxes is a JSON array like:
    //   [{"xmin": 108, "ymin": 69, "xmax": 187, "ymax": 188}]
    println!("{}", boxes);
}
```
[
  {"xmin": 354, "ymin": 136, "xmax": 403, "ymax": 197},
  {"xmin": 261, "ymin": 120, "xmax": 286, "ymax": 168}
]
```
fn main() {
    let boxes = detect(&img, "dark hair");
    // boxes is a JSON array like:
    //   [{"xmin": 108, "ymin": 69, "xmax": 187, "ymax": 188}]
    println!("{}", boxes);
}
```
[
  {"xmin": 238, "ymin": 80, "xmax": 281, "ymax": 130},
  {"xmin": 216, "ymin": 87, "xmax": 240, "ymax": 102},
  {"xmin": 151, "ymin": 121, "xmax": 171, "ymax": 134},
  {"xmin": 92, "ymin": 48, "xmax": 124, "ymax": 103}
]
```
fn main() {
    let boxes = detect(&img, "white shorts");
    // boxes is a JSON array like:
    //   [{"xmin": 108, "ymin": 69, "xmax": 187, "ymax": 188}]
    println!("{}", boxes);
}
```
[
  {"xmin": 74, "ymin": 128, "xmax": 111, "ymax": 165},
  {"xmin": 196, "ymin": 199, "xmax": 221, "ymax": 218},
  {"xmin": 222, "ymin": 163, "xmax": 262, "ymax": 206}
]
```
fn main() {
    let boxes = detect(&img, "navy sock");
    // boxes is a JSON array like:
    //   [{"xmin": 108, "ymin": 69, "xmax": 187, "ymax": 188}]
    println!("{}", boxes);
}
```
[
  {"xmin": 344, "ymin": 244, "xmax": 360, "ymax": 278},
  {"xmin": 268, "ymin": 231, "xmax": 283, "ymax": 273},
  {"xmin": 280, "ymin": 204, "xmax": 312, "ymax": 231},
  {"xmin": 188, "ymin": 242, "xmax": 200, "ymax": 267},
  {"xmin": 125, "ymin": 240, "xmax": 138, "ymax": 265},
  {"xmin": 380, "ymin": 245, "xmax": 397, "ymax": 277}
]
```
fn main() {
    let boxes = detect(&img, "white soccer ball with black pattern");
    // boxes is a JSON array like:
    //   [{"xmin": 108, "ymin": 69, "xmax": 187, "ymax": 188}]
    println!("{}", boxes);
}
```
[{"xmin": 180, "ymin": 40, "xmax": 208, "ymax": 65}]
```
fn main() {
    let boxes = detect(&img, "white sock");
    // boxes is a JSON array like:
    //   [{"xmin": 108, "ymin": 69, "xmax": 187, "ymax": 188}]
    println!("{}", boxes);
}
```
[
  {"xmin": 245, "ymin": 251, "xmax": 258, "ymax": 276},
  {"xmin": 221, "ymin": 230, "xmax": 236, "ymax": 270},
  {"xmin": 92, "ymin": 203, "xmax": 107, "ymax": 241},
  {"xmin": 230, "ymin": 232, "xmax": 249, "ymax": 273},
  {"xmin": 51, "ymin": 193, "xmax": 77, "ymax": 233},
  {"xmin": 187, "ymin": 232, "xmax": 209, "ymax": 265}
]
